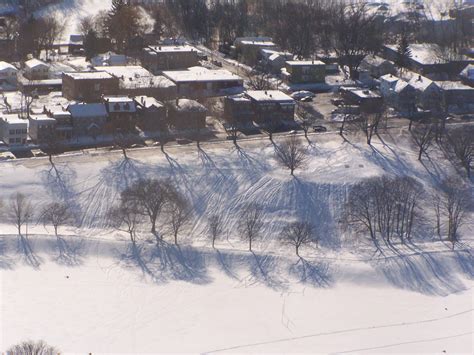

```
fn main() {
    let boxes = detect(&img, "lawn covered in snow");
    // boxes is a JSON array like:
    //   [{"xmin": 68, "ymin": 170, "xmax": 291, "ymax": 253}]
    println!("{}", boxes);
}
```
[{"xmin": 0, "ymin": 132, "xmax": 473, "ymax": 353}]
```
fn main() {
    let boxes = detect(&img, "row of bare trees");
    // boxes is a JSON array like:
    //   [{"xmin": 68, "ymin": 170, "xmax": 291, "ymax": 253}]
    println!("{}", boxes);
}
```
[
  {"xmin": 345, "ymin": 176, "xmax": 470, "ymax": 249},
  {"xmin": 412, "ymin": 124, "xmax": 473, "ymax": 179}
]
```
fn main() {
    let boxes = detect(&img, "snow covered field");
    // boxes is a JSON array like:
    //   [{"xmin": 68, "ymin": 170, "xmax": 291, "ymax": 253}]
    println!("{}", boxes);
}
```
[{"xmin": 0, "ymin": 132, "xmax": 473, "ymax": 352}]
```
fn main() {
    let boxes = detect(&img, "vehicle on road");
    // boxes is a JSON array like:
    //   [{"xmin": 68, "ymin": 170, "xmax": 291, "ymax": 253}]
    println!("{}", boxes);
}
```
[
  {"xmin": 313, "ymin": 125, "xmax": 327, "ymax": 133},
  {"xmin": 291, "ymin": 91, "xmax": 315, "ymax": 101}
]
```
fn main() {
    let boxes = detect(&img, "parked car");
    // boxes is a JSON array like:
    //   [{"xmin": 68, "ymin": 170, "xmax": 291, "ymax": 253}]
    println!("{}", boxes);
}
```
[
  {"xmin": 291, "ymin": 91, "xmax": 315, "ymax": 101},
  {"xmin": 177, "ymin": 138, "xmax": 192, "ymax": 145},
  {"xmin": 331, "ymin": 98, "xmax": 345, "ymax": 106},
  {"xmin": 289, "ymin": 130, "xmax": 298, "ymax": 134},
  {"xmin": 313, "ymin": 125, "xmax": 327, "ymax": 133},
  {"xmin": 300, "ymin": 96, "xmax": 313, "ymax": 102}
]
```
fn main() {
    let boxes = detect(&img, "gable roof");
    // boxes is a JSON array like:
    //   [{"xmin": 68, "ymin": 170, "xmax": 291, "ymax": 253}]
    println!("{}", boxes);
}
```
[
  {"xmin": 25, "ymin": 59, "xmax": 49, "ymax": 70},
  {"xmin": 0, "ymin": 61, "xmax": 17, "ymax": 72}
]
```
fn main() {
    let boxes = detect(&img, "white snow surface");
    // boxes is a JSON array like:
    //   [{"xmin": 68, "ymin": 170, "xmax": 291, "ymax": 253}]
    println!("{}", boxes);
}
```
[{"xmin": 0, "ymin": 131, "xmax": 473, "ymax": 352}]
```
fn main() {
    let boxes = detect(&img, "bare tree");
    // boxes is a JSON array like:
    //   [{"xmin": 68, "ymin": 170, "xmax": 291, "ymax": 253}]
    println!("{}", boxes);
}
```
[
  {"xmin": 121, "ymin": 178, "xmax": 175, "ymax": 238},
  {"xmin": 108, "ymin": 200, "xmax": 142, "ymax": 247},
  {"xmin": 328, "ymin": 1, "xmax": 384, "ymax": 79},
  {"xmin": 275, "ymin": 136, "xmax": 307, "ymax": 176},
  {"xmin": 345, "ymin": 176, "xmax": 423, "ymax": 245},
  {"xmin": 40, "ymin": 202, "xmax": 74, "ymax": 256},
  {"xmin": 207, "ymin": 214, "xmax": 224, "ymax": 249},
  {"xmin": 353, "ymin": 111, "xmax": 383, "ymax": 145},
  {"xmin": 446, "ymin": 127, "xmax": 473, "ymax": 179},
  {"xmin": 9, "ymin": 192, "xmax": 33, "ymax": 238},
  {"xmin": 166, "ymin": 191, "xmax": 191, "ymax": 245},
  {"xmin": 6, "ymin": 339, "xmax": 59, "ymax": 355},
  {"xmin": 281, "ymin": 221, "xmax": 316, "ymax": 257},
  {"xmin": 113, "ymin": 131, "xmax": 135, "ymax": 160},
  {"xmin": 412, "ymin": 123, "xmax": 435, "ymax": 161},
  {"xmin": 239, "ymin": 203, "xmax": 265, "ymax": 252},
  {"xmin": 297, "ymin": 104, "xmax": 314, "ymax": 139},
  {"xmin": 437, "ymin": 178, "xmax": 470, "ymax": 249},
  {"xmin": 246, "ymin": 69, "xmax": 274, "ymax": 91}
]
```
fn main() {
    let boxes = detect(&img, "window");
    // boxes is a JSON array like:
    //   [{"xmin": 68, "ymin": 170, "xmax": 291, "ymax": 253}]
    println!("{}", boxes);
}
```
[
  {"xmin": 94, "ymin": 83, "xmax": 101, "ymax": 91},
  {"xmin": 16, "ymin": 129, "xmax": 22, "ymax": 134},
  {"xmin": 114, "ymin": 103, "xmax": 121, "ymax": 111},
  {"xmin": 123, "ymin": 103, "xmax": 130, "ymax": 111},
  {"xmin": 15, "ymin": 137, "xmax": 21, "ymax": 143},
  {"xmin": 9, "ymin": 138, "xmax": 14, "ymax": 144},
  {"xmin": 9, "ymin": 129, "xmax": 15, "ymax": 135}
]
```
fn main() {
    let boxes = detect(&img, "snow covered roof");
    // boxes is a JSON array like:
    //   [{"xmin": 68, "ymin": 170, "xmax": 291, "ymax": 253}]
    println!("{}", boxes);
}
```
[
  {"xmin": 246, "ymin": 90, "xmax": 294, "ymax": 103},
  {"xmin": 380, "ymin": 74, "xmax": 400, "ymax": 83},
  {"xmin": 235, "ymin": 37, "xmax": 275, "ymax": 47},
  {"xmin": 135, "ymin": 96, "xmax": 164, "ymax": 109},
  {"xmin": 0, "ymin": 61, "xmax": 17, "ymax": 72},
  {"xmin": 341, "ymin": 87, "xmax": 381, "ymax": 99},
  {"xmin": 148, "ymin": 45, "xmax": 197, "ymax": 53},
  {"xmin": 436, "ymin": 81, "xmax": 474, "ymax": 91},
  {"xmin": 104, "ymin": 97, "xmax": 137, "ymax": 113},
  {"xmin": 64, "ymin": 71, "xmax": 115, "ymax": 80},
  {"xmin": 394, "ymin": 80, "xmax": 414, "ymax": 93},
  {"xmin": 408, "ymin": 75, "xmax": 438, "ymax": 91},
  {"xmin": 286, "ymin": 60, "xmax": 325, "ymax": 66},
  {"xmin": 67, "ymin": 103, "xmax": 108, "ymax": 118},
  {"xmin": 163, "ymin": 67, "xmax": 242, "ymax": 83},
  {"xmin": 227, "ymin": 93, "xmax": 252, "ymax": 103},
  {"xmin": 25, "ymin": 59, "xmax": 49, "ymax": 70},
  {"xmin": 0, "ymin": 114, "xmax": 28, "ymax": 125},
  {"xmin": 172, "ymin": 99, "xmax": 207, "ymax": 113},
  {"xmin": 94, "ymin": 66, "xmax": 176, "ymax": 89},
  {"xmin": 29, "ymin": 114, "xmax": 56, "ymax": 122}
]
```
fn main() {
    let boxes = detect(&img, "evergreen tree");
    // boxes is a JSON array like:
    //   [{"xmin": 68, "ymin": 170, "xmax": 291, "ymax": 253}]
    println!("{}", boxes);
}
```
[{"xmin": 396, "ymin": 33, "xmax": 412, "ymax": 73}]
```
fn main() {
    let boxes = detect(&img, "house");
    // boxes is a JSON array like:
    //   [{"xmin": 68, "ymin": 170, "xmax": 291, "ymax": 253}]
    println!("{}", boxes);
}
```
[
  {"xmin": 103, "ymin": 96, "xmax": 138, "ymax": 133},
  {"xmin": 381, "ymin": 43, "xmax": 472, "ymax": 78},
  {"xmin": 281, "ymin": 60, "xmax": 326, "ymax": 84},
  {"xmin": 62, "ymin": 71, "xmax": 120, "ymax": 102},
  {"xmin": 44, "ymin": 108, "xmax": 73, "ymax": 140},
  {"xmin": 460, "ymin": 64, "xmax": 474, "ymax": 87},
  {"xmin": 339, "ymin": 87, "xmax": 384, "ymax": 113},
  {"xmin": 67, "ymin": 103, "xmax": 108, "ymax": 138},
  {"xmin": 233, "ymin": 37, "xmax": 278, "ymax": 65},
  {"xmin": 135, "ymin": 96, "xmax": 167, "ymax": 131},
  {"xmin": 0, "ymin": 114, "xmax": 28, "ymax": 146},
  {"xmin": 260, "ymin": 49, "xmax": 293, "ymax": 74},
  {"xmin": 359, "ymin": 55, "xmax": 396, "ymax": 78},
  {"xmin": 18, "ymin": 77, "xmax": 62, "ymax": 94},
  {"xmin": 24, "ymin": 59, "xmax": 50, "ymax": 80},
  {"xmin": 408, "ymin": 74, "xmax": 444, "ymax": 112},
  {"xmin": 245, "ymin": 90, "xmax": 296, "ymax": 125},
  {"xmin": 224, "ymin": 94, "xmax": 253, "ymax": 125},
  {"xmin": 392, "ymin": 81, "xmax": 417, "ymax": 113},
  {"xmin": 141, "ymin": 45, "xmax": 199, "ymax": 73},
  {"xmin": 28, "ymin": 114, "xmax": 57, "ymax": 144},
  {"xmin": 91, "ymin": 52, "xmax": 127, "ymax": 67},
  {"xmin": 436, "ymin": 81, "xmax": 474, "ymax": 113},
  {"xmin": 379, "ymin": 74, "xmax": 400, "ymax": 96},
  {"xmin": 68, "ymin": 34, "xmax": 84, "ymax": 55},
  {"xmin": 94, "ymin": 65, "xmax": 177, "ymax": 100},
  {"xmin": 163, "ymin": 67, "xmax": 244, "ymax": 98},
  {"xmin": 0, "ymin": 61, "xmax": 18, "ymax": 85},
  {"xmin": 167, "ymin": 99, "xmax": 207, "ymax": 130}
]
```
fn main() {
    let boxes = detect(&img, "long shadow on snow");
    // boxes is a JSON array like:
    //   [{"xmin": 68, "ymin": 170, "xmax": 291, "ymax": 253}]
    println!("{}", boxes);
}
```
[
  {"xmin": 289, "ymin": 257, "xmax": 332, "ymax": 287},
  {"xmin": 79, "ymin": 157, "xmax": 147, "ymax": 229},
  {"xmin": 246, "ymin": 251, "xmax": 288, "ymax": 290},
  {"xmin": 372, "ymin": 241, "xmax": 469, "ymax": 296}
]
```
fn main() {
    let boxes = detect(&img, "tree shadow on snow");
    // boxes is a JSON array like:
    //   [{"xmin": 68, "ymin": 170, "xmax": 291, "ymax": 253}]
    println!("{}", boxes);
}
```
[
  {"xmin": 373, "ymin": 241, "xmax": 469, "ymax": 296},
  {"xmin": 243, "ymin": 252, "xmax": 287, "ymax": 290},
  {"xmin": 17, "ymin": 234, "xmax": 41, "ymax": 269},
  {"xmin": 289, "ymin": 257, "xmax": 332, "ymax": 287}
]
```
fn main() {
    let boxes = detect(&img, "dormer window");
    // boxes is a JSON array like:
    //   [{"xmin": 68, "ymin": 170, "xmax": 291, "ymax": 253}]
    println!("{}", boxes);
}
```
[
  {"xmin": 124, "ymin": 103, "xmax": 130, "ymax": 111},
  {"xmin": 114, "ymin": 103, "xmax": 121, "ymax": 111}
]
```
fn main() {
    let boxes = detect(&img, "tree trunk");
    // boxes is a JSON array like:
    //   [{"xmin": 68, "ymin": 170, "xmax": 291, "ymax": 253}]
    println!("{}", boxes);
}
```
[
  {"xmin": 418, "ymin": 147, "xmax": 423, "ymax": 161},
  {"xmin": 296, "ymin": 245, "xmax": 299, "ymax": 257},
  {"xmin": 174, "ymin": 232, "xmax": 178, "ymax": 245},
  {"xmin": 249, "ymin": 237, "xmax": 252, "ymax": 251}
]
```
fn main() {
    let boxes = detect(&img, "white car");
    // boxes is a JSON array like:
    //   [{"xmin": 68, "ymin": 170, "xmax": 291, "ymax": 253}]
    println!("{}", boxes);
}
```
[{"xmin": 291, "ymin": 91, "xmax": 316, "ymax": 101}]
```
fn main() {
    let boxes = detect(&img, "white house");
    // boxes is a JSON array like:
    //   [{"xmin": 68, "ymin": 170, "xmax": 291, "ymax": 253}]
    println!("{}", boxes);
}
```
[
  {"xmin": 24, "ymin": 59, "xmax": 50, "ymax": 80},
  {"xmin": 0, "ymin": 114, "xmax": 28, "ymax": 146},
  {"xmin": 0, "ymin": 61, "xmax": 18, "ymax": 85}
]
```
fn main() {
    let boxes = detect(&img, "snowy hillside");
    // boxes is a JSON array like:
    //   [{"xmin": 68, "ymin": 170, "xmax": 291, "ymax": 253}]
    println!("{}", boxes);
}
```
[{"xmin": 0, "ymin": 132, "xmax": 473, "ymax": 352}]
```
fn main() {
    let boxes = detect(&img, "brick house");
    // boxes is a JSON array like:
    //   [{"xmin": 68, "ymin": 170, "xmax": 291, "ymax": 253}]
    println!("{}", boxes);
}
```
[
  {"xmin": 62, "ymin": 71, "xmax": 120, "ymax": 102},
  {"xmin": 141, "ymin": 45, "xmax": 199, "ymax": 73},
  {"xmin": 281, "ymin": 60, "xmax": 326, "ymax": 84}
]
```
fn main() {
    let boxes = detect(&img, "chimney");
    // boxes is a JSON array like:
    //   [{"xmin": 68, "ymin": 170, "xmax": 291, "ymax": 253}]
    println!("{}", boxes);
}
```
[{"xmin": 418, "ymin": 75, "xmax": 422, "ymax": 81}]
